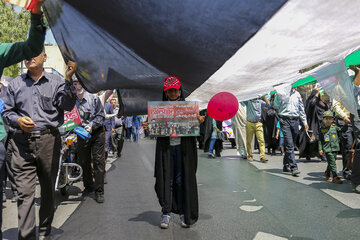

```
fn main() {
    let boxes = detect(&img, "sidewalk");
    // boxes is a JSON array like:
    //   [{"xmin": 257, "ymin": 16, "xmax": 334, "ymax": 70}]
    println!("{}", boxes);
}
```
[{"xmin": 246, "ymin": 149, "xmax": 360, "ymax": 209}]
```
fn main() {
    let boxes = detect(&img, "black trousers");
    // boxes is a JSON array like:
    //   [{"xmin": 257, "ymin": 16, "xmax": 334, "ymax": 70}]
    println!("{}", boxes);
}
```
[
  {"xmin": 280, "ymin": 118, "xmax": 299, "ymax": 170},
  {"xmin": 0, "ymin": 141, "xmax": 6, "ymax": 240},
  {"xmin": 336, "ymin": 118, "xmax": 354, "ymax": 170},
  {"xmin": 10, "ymin": 131, "xmax": 61, "ymax": 239},
  {"xmin": 77, "ymin": 127, "xmax": 105, "ymax": 193},
  {"xmin": 350, "ymin": 112, "xmax": 360, "ymax": 185}
]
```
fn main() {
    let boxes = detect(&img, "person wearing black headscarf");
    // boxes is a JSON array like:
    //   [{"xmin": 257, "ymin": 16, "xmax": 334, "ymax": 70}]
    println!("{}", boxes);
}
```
[
  {"xmin": 299, "ymin": 88, "xmax": 329, "ymax": 160},
  {"xmin": 262, "ymin": 94, "xmax": 279, "ymax": 155}
]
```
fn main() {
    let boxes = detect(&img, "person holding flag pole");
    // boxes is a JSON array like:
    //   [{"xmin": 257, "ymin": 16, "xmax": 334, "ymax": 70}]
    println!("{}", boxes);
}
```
[{"xmin": 0, "ymin": 0, "xmax": 47, "ymax": 239}]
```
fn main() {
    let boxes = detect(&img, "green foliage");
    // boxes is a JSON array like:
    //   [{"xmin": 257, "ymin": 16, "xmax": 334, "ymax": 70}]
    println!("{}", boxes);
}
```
[{"xmin": 0, "ymin": 2, "xmax": 30, "ymax": 77}]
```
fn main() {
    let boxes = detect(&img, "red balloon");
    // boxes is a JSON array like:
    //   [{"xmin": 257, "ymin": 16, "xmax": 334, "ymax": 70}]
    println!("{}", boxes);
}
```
[{"xmin": 207, "ymin": 92, "xmax": 239, "ymax": 121}]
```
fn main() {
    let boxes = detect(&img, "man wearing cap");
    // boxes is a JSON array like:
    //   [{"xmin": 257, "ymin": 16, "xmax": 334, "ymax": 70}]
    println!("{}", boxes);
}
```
[
  {"xmin": 72, "ymin": 79, "xmax": 106, "ymax": 203},
  {"xmin": 274, "ymin": 87, "xmax": 309, "ymax": 177},
  {"xmin": 0, "ymin": 1, "xmax": 46, "ymax": 238},
  {"xmin": 318, "ymin": 110, "xmax": 347, "ymax": 184},
  {"xmin": 2, "ymin": 50, "xmax": 77, "ymax": 239}
]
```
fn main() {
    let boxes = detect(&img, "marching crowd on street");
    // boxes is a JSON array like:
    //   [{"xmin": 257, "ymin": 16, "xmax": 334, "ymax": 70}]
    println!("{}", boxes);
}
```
[{"xmin": 1, "ymin": 1, "xmax": 360, "ymax": 240}]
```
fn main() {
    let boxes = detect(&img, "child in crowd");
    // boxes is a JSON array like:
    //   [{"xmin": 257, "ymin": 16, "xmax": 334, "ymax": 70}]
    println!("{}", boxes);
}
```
[
  {"xmin": 144, "ymin": 77, "xmax": 204, "ymax": 229},
  {"xmin": 275, "ymin": 121, "xmax": 284, "ymax": 155},
  {"xmin": 318, "ymin": 111, "xmax": 347, "ymax": 184}
]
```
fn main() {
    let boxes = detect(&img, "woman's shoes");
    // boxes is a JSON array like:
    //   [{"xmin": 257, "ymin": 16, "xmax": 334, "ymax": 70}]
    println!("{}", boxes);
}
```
[
  {"xmin": 160, "ymin": 214, "xmax": 190, "ymax": 229},
  {"xmin": 160, "ymin": 214, "xmax": 170, "ymax": 229}
]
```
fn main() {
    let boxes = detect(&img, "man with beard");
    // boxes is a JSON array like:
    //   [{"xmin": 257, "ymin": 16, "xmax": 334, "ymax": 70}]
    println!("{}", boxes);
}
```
[{"xmin": 73, "ymin": 79, "xmax": 106, "ymax": 203}]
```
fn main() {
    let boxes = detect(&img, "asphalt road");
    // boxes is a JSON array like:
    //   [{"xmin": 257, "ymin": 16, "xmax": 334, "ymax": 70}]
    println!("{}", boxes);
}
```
[{"xmin": 3, "ymin": 139, "xmax": 360, "ymax": 240}]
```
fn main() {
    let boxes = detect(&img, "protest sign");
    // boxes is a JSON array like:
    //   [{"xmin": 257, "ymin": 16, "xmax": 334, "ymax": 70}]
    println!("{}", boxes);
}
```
[{"xmin": 148, "ymin": 101, "xmax": 200, "ymax": 137}]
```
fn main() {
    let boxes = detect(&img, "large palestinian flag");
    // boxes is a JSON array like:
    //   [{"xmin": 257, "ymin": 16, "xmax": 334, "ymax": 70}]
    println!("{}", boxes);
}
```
[{"xmin": 42, "ymin": 0, "xmax": 360, "ymax": 114}]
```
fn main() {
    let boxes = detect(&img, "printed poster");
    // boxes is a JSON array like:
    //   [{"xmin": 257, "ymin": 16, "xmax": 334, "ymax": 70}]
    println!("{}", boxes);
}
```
[
  {"xmin": 61, "ymin": 106, "xmax": 82, "ymax": 131},
  {"xmin": 148, "ymin": 101, "xmax": 200, "ymax": 137}
]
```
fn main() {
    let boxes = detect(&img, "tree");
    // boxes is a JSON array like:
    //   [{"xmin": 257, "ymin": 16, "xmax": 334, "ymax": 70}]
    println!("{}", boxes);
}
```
[{"xmin": 0, "ymin": 2, "xmax": 30, "ymax": 77}]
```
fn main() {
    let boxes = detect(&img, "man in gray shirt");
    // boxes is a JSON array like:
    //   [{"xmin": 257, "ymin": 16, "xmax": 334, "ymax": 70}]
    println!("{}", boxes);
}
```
[
  {"xmin": 2, "ymin": 49, "xmax": 77, "ymax": 240},
  {"xmin": 73, "ymin": 79, "xmax": 106, "ymax": 203},
  {"xmin": 274, "ymin": 87, "xmax": 309, "ymax": 177}
]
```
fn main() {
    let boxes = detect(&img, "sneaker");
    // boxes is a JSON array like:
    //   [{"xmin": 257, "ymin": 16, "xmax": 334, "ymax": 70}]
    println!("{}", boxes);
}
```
[
  {"xmin": 332, "ymin": 176, "xmax": 343, "ymax": 184},
  {"xmin": 95, "ymin": 192, "xmax": 105, "ymax": 203},
  {"xmin": 354, "ymin": 184, "xmax": 360, "ymax": 194},
  {"xmin": 160, "ymin": 214, "xmax": 171, "ymax": 229},
  {"xmin": 11, "ymin": 192, "xmax": 18, "ymax": 203},
  {"xmin": 324, "ymin": 171, "xmax": 332, "ymax": 181},
  {"xmin": 39, "ymin": 235, "xmax": 53, "ymax": 240},
  {"xmin": 283, "ymin": 166, "xmax": 291, "ymax": 173},
  {"xmin": 260, "ymin": 157, "xmax": 268, "ymax": 163},
  {"xmin": 180, "ymin": 215, "xmax": 190, "ymax": 228},
  {"xmin": 248, "ymin": 157, "xmax": 253, "ymax": 161},
  {"xmin": 208, "ymin": 153, "xmax": 216, "ymax": 158},
  {"xmin": 343, "ymin": 169, "xmax": 352, "ymax": 180},
  {"xmin": 291, "ymin": 169, "xmax": 300, "ymax": 176}
]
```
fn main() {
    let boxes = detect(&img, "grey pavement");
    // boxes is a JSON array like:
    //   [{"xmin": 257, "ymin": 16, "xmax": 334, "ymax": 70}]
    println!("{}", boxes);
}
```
[{"xmin": 2, "ymin": 139, "xmax": 360, "ymax": 240}]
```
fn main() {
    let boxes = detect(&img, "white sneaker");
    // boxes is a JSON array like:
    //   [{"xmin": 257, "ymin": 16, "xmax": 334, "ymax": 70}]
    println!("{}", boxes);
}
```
[
  {"xmin": 39, "ymin": 235, "xmax": 53, "ymax": 240},
  {"xmin": 160, "ymin": 214, "xmax": 170, "ymax": 229},
  {"xmin": 180, "ymin": 215, "xmax": 190, "ymax": 228}
]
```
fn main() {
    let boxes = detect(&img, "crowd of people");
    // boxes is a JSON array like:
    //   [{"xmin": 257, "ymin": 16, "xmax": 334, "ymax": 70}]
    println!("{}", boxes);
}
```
[
  {"xmin": 228, "ymin": 84, "xmax": 360, "ymax": 186},
  {"xmin": 0, "ymin": 2, "xmax": 129, "ymax": 238},
  {"xmin": 1, "ymin": 1, "xmax": 360, "ymax": 239}
]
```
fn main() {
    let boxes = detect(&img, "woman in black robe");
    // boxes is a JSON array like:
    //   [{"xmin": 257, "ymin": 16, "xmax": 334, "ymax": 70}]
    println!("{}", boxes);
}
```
[
  {"xmin": 299, "ymin": 88, "xmax": 329, "ymax": 160},
  {"xmin": 263, "ymin": 94, "xmax": 279, "ymax": 155},
  {"xmin": 153, "ymin": 77, "xmax": 203, "ymax": 229}
]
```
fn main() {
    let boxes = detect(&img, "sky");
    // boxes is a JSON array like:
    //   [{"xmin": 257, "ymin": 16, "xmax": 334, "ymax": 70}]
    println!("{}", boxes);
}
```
[{"xmin": 13, "ymin": 5, "xmax": 57, "ymax": 45}]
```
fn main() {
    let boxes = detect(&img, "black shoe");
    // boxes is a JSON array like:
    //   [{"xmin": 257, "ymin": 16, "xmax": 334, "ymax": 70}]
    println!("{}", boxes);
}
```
[
  {"xmin": 11, "ymin": 192, "xmax": 18, "ymax": 203},
  {"xmin": 95, "ymin": 192, "xmax": 105, "ymax": 203},
  {"xmin": 117, "ymin": 153, "xmax": 122, "ymax": 158},
  {"xmin": 83, "ymin": 187, "xmax": 93, "ymax": 196},
  {"xmin": 104, "ymin": 176, "xmax": 108, "ymax": 184},
  {"xmin": 283, "ymin": 166, "xmax": 291, "ymax": 172}
]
